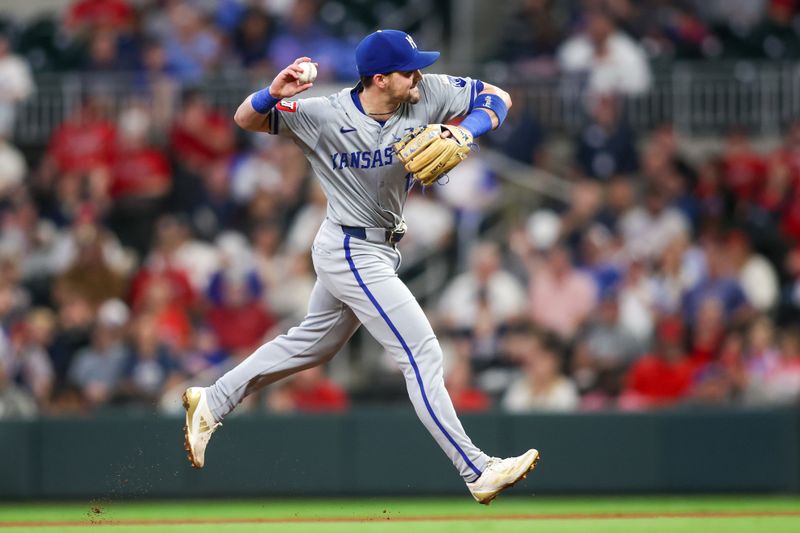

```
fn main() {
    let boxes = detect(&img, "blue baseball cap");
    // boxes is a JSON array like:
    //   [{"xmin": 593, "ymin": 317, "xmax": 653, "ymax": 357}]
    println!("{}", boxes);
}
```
[{"xmin": 355, "ymin": 30, "xmax": 440, "ymax": 77}]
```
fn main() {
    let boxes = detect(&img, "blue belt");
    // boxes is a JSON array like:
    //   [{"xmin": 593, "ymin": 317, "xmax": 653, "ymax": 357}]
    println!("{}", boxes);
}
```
[{"xmin": 341, "ymin": 225, "xmax": 406, "ymax": 244}]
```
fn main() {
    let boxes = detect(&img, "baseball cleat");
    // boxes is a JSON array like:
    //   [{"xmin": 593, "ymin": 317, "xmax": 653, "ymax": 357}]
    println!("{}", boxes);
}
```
[
  {"xmin": 182, "ymin": 387, "xmax": 221, "ymax": 469},
  {"xmin": 466, "ymin": 449, "xmax": 540, "ymax": 505}
]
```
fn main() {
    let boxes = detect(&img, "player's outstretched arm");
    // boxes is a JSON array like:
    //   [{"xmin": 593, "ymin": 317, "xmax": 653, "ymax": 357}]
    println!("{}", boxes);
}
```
[{"xmin": 234, "ymin": 57, "xmax": 315, "ymax": 133}]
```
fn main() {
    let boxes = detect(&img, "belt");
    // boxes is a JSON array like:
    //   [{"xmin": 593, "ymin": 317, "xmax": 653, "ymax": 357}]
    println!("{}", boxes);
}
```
[{"xmin": 341, "ymin": 224, "xmax": 406, "ymax": 244}]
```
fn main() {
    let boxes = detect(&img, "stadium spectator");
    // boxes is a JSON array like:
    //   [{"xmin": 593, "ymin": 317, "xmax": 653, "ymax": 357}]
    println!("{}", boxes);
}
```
[
  {"xmin": 37, "ymin": 97, "xmax": 117, "ymax": 221},
  {"xmin": 135, "ymin": 39, "xmax": 180, "ymax": 132},
  {"xmin": 233, "ymin": 6, "xmax": 274, "ymax": 71},
  {"xmin": 687, "ymin": 297, "xmax": 726, "ymax": 367},
  {"xmin": 502, "ymin": 330, "xmax": 579, "ymax": 412},
  {"xmin": 445, "ymin": 347, "xmax": 491, "ymax": 413},
  {"xmin": 494, "ymin": 0, "xmax": 564, "ymax": 67},
  {"xmin": 107, "ymin": 105, "xmax": 172, "ymax": 255},
  {"xmin": 720, "ymin": 128, "xmax": 769, "ymax": 203},
  {"xmin": 129, "ymin": 215, "xmax": 199, "ymax": 312},
  {"xmin": 0, "ymin": 32, "xmax": 34, "ymax": 139},
  {"xmin": 230, "ymin": 138, "xmax": 283, "ymax": 207},
  {"xmin": 743, "ymin": 315, "xmax": 782, "ymax": 402},
  {"xmin": 751, "ymin": 327, "xmax": 800, "ymax": 404},
  {"xmin": 651, "ymin": 233, "xmax": 706, "ymax": 315},
  {"xmin": 482, "ymin": 87, "xmax": 547, "ymax": 166},
  {"xmin": 780, "ymin": 246, "xmax": 800, "ymax": 324},
  {"xmin": 558, "ymin": 6, "xmax": 652, "ymax": 96},
  {"xmin": 0, "ymin": 137, "xmax": 27, "ymax": 200},
  {"xmin": 120, "ymin": 312, "xmax": 183, "ymax": 404},
  {"xmin": 52, "ymin": 217, "xmax": 128, "ymax": 309},
  {"xmin": 67, "ymin": 313, "xmax": 128, "ymax": 409},
  {"xmin": 266, "ymin": 365, "xmax": 349, "ymax": 413},
  {"xmin": 205, "ymin": 273, "xmax": 276, "ymax": 357},
  {"xmin": 64, "ymin": 0, "xmax": 134, "ymax": 37},
  {"xmin": 169, "ymin": 89, "xmax": 234, "ymax": 174},
  {"xmin": 618, "ymin": 184, "xmax": 690, "ymax": 262},
  {"xmin": 528, "ymin": 244, "xmax": 597, "ymax": 340},
  {"xmin": 133, "ymin": 274, "xmax": 192, "ymax": 353},
  {"xmin": 682, "ymin": 240, "xmax": 750, "ymax": 323},
  {"xmin": 197, "ymin": 159, "xmax": 245, "ymax": 238},
  {"xmin": 726, "ymin": 231, "xmax": 779, "ymax": 312},
  {"xmin": 48, "ymin": 293, "xmax": 93, "ymax": 393},
  {"xmin": 577, "ymin": 291, "xmax": 643, "ymax": 389},
  {"xmin": 620, "ymin": 317, "xmax": 696, "ymax": 408},
  {"xmin": 268, "ymin": 0, "xmax": 356, "ymax": 81},
  {"xmin": 438, "ymin": 242, "xmax": 527, "ymax": 364},
  {"xmin": 0, "ymin": 355, "xmax": 38, "ymax": 419},
  {"xmin": 574, "ymin": 94, "xmax": 639, "ymax": 181},
  {"xmin": 749, "ymin": 0, "xmax": 800, "ymax": 60},
  {"xmin": 5, "ymin": 308, "xmax": 56, "ymax": 409},
  {"xmin": 159, "ymin": 2, "xmax": 222, "ymax": 83}
]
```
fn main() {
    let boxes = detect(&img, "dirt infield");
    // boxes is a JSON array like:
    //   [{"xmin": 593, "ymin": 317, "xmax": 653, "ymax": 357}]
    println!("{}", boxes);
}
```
[{"xmin": 2, "ymin": 511, "xmax": 800, "ymax": 528}]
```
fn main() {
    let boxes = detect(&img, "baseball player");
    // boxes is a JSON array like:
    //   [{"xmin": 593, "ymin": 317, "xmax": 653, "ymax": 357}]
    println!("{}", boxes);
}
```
[{"xmin": 182, "ymin": 29, "xmax": 539, "ymax": 504}]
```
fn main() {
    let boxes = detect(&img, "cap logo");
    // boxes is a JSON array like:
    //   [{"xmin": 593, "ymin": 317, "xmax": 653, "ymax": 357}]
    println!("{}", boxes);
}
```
[{"xmin": 405, "ymin": 34, "xmax": 417, "ymax": 49}]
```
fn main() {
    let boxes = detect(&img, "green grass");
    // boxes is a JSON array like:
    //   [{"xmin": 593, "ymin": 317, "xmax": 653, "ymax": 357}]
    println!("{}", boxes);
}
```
[{"xmin": 1, "ymin": 496, "xmax": 799, "ymax": 532}]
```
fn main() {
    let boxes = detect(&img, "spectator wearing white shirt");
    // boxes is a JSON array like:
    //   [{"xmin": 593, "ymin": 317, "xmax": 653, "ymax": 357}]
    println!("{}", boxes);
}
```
[
  {"xmin": 727, "ymin": 231, "xmax": 779, "ymax": 312},
  {"xmin": 438, "ymin": 242, "xmax": 527, "ymax": 331},
  {"xmin": 558, "ymin": 7, "xmax": 652, "ymax": 97},
  {"xmin": 0, "ymin": 33, "xmax": 34, "ymax": 138},
  {"xmin": 619, "ymin": 185, "xmax": 690, "ymax": 263},
  {"xmin": 503, "ymin": 330, "xmax": 579, "ymax": 412},
  {"xmin": 438, "ymin": 242, "xmax": 527, "ymax": 364}
]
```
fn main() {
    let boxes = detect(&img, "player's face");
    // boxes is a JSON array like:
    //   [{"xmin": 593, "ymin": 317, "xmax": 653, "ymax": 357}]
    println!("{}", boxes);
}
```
[{"xmin": 387, "ymin": 70, "xmax": 422, "ymax": 104}]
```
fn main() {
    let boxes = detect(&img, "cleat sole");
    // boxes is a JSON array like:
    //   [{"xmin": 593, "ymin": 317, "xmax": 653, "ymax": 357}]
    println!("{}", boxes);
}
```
[{"xmin": 182, "ymin": 391, "xmax": 202, "ymax": 469}]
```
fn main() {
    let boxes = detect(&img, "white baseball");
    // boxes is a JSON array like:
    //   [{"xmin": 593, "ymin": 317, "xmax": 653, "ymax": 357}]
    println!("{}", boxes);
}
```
[{"xmin": 297, "ymin": 62, "xmax": 317, "ymax": 84}]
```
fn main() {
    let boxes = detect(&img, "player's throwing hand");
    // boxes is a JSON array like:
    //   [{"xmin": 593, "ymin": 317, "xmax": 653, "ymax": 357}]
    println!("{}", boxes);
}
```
[{"xmin": 268, "ymin": 57, "xmax": 317, "ymax": 98}]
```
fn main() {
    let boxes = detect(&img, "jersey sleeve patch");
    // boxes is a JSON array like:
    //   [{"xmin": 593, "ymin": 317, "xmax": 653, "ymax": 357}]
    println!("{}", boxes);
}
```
[
  {"xmin": 447, "ymin": 76, "xmax": 467, "ymax": 88},
  {"xmin": 277, "ymin": 100, "xmax": 297, "ymax": 112}
]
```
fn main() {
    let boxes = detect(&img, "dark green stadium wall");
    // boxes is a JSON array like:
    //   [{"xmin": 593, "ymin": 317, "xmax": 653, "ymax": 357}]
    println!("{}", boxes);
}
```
[{"xmin": 1, "ymin": 407, "xmax": 798, "ymax": 499}]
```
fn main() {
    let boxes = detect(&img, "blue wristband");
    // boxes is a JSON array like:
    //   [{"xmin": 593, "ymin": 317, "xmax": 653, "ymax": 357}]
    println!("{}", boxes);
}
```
[
  {"xmin": 475, "ymin": 93, "xmax": 508, "ymax": 126},
  {"xmin": 461, "ymin": 93, "xmax": 509, "ymax": 138},
  {"xmin": 460, "ymin": 108, "xmax": 494, "ymax": 138},
  {"xmin": 251, "ymin": 88, "xmax": 280, "ymax": 114}
]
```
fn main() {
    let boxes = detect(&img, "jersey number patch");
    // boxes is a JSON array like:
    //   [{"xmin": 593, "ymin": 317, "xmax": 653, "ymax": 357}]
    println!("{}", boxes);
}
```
[{"xmin": 277, "ymin": 100, "xmax": 297, "ymax": 112}]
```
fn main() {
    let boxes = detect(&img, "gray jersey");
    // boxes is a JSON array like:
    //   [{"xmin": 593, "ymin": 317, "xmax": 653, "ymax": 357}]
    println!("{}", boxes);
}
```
[{"xmin": 267, "ymin": 74, "xmax": 482, "ymax": 229}]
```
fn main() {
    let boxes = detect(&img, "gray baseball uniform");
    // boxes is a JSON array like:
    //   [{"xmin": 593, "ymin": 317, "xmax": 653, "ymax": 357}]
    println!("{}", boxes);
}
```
[{"xmin": 205, "ymin": 74, "xmax": 490, "ymax": 481}]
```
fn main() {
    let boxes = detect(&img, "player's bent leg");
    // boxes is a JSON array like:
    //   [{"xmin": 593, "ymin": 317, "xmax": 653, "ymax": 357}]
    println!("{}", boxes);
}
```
[
  {"xmin": 320, "ymin": 235, "xmax": 491, "ymax": 482},
  {"xmin": 182, "ymin": 280, "xmax": 359, "ymax": 468}
]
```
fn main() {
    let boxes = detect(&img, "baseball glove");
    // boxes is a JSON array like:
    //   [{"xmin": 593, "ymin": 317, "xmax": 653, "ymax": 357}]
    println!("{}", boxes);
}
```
[{"xmin": 393, "ymin": 124, "xmax": 474, "ymax": 186}]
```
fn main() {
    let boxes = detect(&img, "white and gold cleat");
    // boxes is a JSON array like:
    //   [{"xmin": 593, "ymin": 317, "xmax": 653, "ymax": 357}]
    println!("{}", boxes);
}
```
[
  {"xmin": 182, "ymin": 387, "xmax": 221, "ymax": 469},
  {"xmin": 466, "ymin": 449, "xmax": 540, "ymax": 505}
]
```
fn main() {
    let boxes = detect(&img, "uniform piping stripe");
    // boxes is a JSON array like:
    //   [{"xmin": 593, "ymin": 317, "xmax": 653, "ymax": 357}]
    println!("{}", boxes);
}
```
[{"xmin": 343, "ymin": 234, "xmax": 482, "ymax": 477}]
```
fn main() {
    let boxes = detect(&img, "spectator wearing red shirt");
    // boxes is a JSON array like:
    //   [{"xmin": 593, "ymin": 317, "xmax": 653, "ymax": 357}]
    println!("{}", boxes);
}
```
[
  {"xmin": 169, "ymin": 90, "xmax": 234, "ymax": 173},
  {"xmin": 267, "ymin": 366, "xmax": 349, "ymax": 413},
  {"xmin": 133, "ymin": 274, "xmax": 192, "ymax": 353},
  {"xmin": 205, "ymin": 277, "xmax": 276, "ymax": 357},
  {"xmin": 107, "ymin": 106, "xmax": 171, "ymax": 255},
  {"xmin": 621, "ymin": 317, "xmax": 697, "ymax": 408},
  {"xmin": 128, "ymin": 216, "xmax": 198, "ymax": 313},
  {"xmin": 38, "ymin": 98, "xmax": 117, "ymax": 220},
  {"xmin": 445, "ymin": 346, "xmax": 491, "ymax": 413},
  {"xmin": 720, "ymin": 129, "xmax": 768, "ymax": 202},
  {"xmin": 64, "ymin": 0, "xmax": 135, "ymax": 36},
  {"xmin": 771, "ymin": 121, "xmax": 800, "ymax": 184}
]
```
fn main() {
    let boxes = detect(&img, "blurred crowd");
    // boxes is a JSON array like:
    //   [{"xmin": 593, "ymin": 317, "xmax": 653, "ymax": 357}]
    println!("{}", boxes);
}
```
[{"xmin": 2, "ymin": 0, "xmax": 800, "ymax": 419}]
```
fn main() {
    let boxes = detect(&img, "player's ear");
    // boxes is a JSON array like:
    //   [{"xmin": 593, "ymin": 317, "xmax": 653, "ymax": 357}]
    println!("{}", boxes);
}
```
[{"xmin": 375, "ymin": 74, "xmax": 389, "ymax": 89}]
